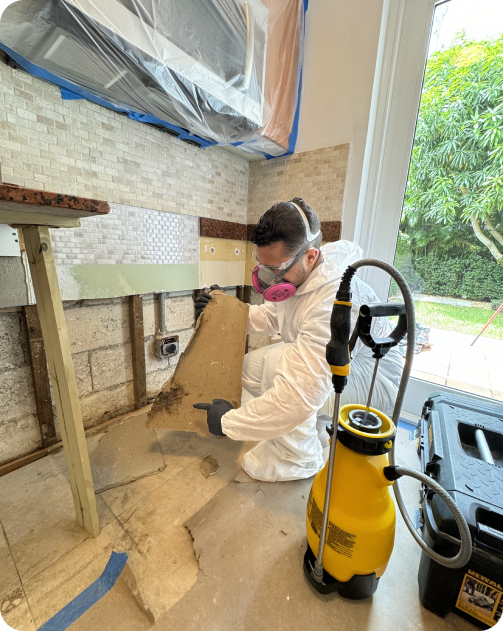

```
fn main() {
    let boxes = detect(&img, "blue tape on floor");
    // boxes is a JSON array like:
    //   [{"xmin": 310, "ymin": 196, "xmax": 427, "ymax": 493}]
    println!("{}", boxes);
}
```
[
  {"xmin": 37, "ymin": 551, "xmax": 128, "ymax": 631},
  {"xmin": 397, "ymin": 418, "xmax": 417, "ymax": 431},
  {"xmin": 397, "ymin": 418, "xmax": 418, "ymax": 441}
]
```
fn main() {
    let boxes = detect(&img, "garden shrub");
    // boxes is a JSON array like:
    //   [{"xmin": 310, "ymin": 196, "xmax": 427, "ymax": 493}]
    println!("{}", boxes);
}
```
[{"xmin": 411, "ymin": 253, "xmax": 503, "ymax": 302}]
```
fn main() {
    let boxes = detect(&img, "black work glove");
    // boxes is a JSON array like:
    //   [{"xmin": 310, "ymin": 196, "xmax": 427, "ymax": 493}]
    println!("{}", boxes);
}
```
[
  {"xmin": 194, "ymin": 285, "xmax": 222, "ymax": 317},
  {"xmin": 193, "ymin": 398, "xmax": 233, "ymax": 436}
]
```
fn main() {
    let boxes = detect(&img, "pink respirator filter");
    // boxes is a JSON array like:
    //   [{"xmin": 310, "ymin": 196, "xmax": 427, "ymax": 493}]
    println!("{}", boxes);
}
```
[{"xmin": 252, "ymin": 266, "xmax": 296, "ymax": 302}]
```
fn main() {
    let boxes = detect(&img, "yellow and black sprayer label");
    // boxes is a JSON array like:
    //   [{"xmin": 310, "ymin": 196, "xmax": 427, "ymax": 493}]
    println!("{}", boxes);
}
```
[{"xmin": 456, "ymin": 570, "xmax": 503, "ymax": 627}]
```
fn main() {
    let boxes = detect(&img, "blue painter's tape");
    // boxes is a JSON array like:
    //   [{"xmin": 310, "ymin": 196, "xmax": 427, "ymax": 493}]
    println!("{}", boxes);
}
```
[
  {"xmin": 398, "ymin": 418, "xmax": 417, "ymax": 432},
  {"xmin": 59, "ymin": 88, "xmax": 83, "ymax": 101},
  {"xmin": 37, "ymin": 551, "xmax": 128, "ymax": 631},
  {"xmin": 0, "ymin": 42, "xmax": 215, "ymax": 149}
]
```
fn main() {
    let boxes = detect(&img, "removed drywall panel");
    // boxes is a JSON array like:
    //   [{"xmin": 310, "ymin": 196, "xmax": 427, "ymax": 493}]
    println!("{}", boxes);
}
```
[
  {"xmin": 147, "ymin": 291, "xmax": 248, "ymax": 436},
  {"xmin": 0, "ymin": 257, "xmax": 30, "ymax": 307},
  {"xmin": 0, "ymin": 225, "xmax": 20, "ymax": 256}
]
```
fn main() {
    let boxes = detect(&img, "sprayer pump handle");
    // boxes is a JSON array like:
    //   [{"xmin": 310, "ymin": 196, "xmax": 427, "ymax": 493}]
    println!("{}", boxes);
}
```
[{"xmin": 356, "ymin": 303, "xmax": 407, "ymax": 359}]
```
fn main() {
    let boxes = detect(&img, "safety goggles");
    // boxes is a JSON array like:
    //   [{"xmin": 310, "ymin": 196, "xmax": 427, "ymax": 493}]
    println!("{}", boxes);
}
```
[{"xmin": 251, "ymin": 248, "xmax": 300, "ymax": 272}]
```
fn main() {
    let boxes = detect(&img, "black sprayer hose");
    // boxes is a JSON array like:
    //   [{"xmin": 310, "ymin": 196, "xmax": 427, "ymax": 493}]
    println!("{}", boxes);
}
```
[{"xmin": 350, "ymin": 259, "xmax": 472, "ymax": 569}]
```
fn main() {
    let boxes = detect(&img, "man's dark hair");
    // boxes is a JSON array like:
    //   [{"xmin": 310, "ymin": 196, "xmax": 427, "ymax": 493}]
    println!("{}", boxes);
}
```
[{"xmin": 251, "ymin": 197, "xmax": 322, "ymax": 256}]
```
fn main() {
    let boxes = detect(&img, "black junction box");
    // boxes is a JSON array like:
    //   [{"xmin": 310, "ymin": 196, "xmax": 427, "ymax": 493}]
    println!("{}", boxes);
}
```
[{"xmin": 416, "ymin": 392, "xmax": 503, "ymax": 629}]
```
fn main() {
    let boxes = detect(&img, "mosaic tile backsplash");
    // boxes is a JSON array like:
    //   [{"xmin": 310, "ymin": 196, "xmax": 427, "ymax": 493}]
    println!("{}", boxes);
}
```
[{"xmin": 50, "ymin": 203, "xmax": 198, "ymax": 265}]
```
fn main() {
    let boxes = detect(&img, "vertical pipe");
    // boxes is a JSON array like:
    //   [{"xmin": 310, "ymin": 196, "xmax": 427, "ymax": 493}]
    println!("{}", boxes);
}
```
[{"xmin": 159, "ymin": 291, "xmax": 166, "ymax": 334}]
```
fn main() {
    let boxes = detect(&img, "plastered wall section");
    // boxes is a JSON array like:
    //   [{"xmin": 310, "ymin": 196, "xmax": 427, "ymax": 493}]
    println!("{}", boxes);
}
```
[
  {"xmin": 0, "ymin": 59, "xmax": 249, "ymax": 223},
  {"xmin": 199, "ymin": 237, "xmax": 246, "ymax": 288},
  {"xmin": 247, "ymin": 144, "xmax": 349, "ymax": 224},
  {"xmin": 0, "ymin": 292, "xmax": 196, "ymax": 465}
]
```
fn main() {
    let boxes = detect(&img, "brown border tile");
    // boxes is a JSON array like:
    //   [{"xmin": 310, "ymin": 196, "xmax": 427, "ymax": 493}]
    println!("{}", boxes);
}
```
[
  {"xmin": 199, "ymin": 217, "xmax": 247, "ymax": 240},
  {"xmin": 321, "ymin": 221, "xmax": 342, "ymax": 242},
  {"xmin": 0, "ymin": 184, "xmax": 109, "ymax": 215},
  {"xmin": 245, "ymin": 221, "xmax": 341, "ymax": 243}
]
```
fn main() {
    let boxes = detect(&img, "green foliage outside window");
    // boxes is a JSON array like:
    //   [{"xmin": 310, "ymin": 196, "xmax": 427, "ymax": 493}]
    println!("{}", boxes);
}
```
[
  {"xmin": 413, "ymin": 252, "xmax": 503, "ymax": 302},
  {"xmin": 397, "ymin": 34, "xmax": 503, "ymax": 302}
]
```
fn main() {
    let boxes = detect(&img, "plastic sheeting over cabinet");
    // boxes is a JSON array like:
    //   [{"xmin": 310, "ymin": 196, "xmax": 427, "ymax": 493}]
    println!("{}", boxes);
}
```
[{"xmin": 0, "ymin": 0, "xmax": 305, "ymax": 156}]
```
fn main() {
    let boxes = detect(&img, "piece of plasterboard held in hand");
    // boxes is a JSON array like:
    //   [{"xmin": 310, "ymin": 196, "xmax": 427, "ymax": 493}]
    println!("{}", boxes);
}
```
[{"xmin": 146, "ymin": 290, "xmax": 249, "ymax": 436}]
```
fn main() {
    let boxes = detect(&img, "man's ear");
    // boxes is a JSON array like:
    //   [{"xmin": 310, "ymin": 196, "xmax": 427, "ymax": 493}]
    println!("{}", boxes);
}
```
[{"xmin": 305, "ymin": 247, "xmax": 319, "ymax": 265}]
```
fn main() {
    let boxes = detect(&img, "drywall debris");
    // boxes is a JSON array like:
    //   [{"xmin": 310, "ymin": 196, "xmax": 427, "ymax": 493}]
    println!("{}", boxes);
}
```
[
  {"xmin": 146, "ymin": 291, "xmax": 249, "ymax": 436},
  {"xmin": 200, "ymin": 456, "xmax": 219, "ymax": 478},
  {"xmin": 120, "ymin": 562, "xmax": 156, "ymax": 624}
]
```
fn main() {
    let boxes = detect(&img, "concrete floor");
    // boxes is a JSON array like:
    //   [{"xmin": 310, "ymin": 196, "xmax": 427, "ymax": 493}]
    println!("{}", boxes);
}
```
[
  {"xmin": 0, "ymin": 412, "xmax": 474, "ymax": 631},
  {"xmin": 411, "ymin": 328, "xmax": 503, "ymax": 401}
]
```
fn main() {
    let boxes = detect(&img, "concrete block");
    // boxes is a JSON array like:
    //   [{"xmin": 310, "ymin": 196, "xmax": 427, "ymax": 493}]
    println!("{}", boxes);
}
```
[
  {"xmin": 0, "ymin": 367, "xmax": 36, "ymax": 423},
  {"xmin": 143, "ymin": 295, "xmax": 195, "ymax": 337},
  {"xmin": 65, "ymin": 302, "xmax": 130, "ymax": 353},
  {"xmin": 0, "ymin": 415, "xmax": 42, "ymax": 466},
  {"xmin": 249, "ymin": 287, "xmax": 264, "ymax": 306},
  {"xmin": 0, "ymin": 312, "xmax": 27, "ymax": 371},
  {"xmin": 72, "ymin": 352, "xmax": 92, "ymax": 398},
  {"xmin": 147, "ymin": 367, "xmax": 175, "ymax": 398},
  {"xmin": 80, "ymin": 382, "xmax": 135, "ymax": 428},
  {"xmin": 90, "ymin": 344, "xmax": 133, "ymax": 392}
]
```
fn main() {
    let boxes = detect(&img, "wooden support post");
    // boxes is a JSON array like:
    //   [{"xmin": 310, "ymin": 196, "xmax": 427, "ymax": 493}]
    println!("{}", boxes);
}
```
[
  {"xmin": 22, "ymin": 226, "xmax": 99, "ymax": 538},
  {"xmin": 129, "ymin": 295, "xmax": 147, "ymax": 410},
  {"xmin": 236, "ymin": 285, "xmax": 251, "ymax": 305},
  {"xmin": 23, "ymin": 305, "xmax": 58, "ymax": 447},
  {"xmin": 236, "ymin": 285, "xmax": 251, "ymax": 354}
]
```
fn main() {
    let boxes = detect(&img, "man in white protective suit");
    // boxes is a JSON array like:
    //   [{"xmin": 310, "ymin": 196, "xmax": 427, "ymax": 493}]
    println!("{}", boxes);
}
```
[{"xmin": 194, "ymin": 198, "xmax": 403, "ymax": 482}]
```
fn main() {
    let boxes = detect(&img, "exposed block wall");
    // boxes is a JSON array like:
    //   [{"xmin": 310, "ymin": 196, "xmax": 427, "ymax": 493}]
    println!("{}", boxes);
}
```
[
  {"xmin": 0, "ymin": 293, "xmax": 197, "ymax": 465},
  {"xmin": 0, "ymin": 311, "xmax": 41, "ymax": 463},
  {"xmin": 0, "ymin": 289, "xmax": 242, "ymax": 466}
]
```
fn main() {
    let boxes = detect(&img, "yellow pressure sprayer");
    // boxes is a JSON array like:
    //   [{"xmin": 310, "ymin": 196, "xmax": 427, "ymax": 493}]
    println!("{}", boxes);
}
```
[{"xmin": 304, "ymin": 259, "xmax": 473, "ymax": 599}]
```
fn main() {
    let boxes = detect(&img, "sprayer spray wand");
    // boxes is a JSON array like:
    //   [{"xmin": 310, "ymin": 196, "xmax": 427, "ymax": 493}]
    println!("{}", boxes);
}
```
[{"xmin": 363, "ymin": 358, "xmax": 379, "ymax": 425}]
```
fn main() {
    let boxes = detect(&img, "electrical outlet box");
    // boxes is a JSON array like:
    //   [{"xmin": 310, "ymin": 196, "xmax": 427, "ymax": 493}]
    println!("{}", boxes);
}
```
[{"xmin": 154, "ymin": 333, "xmax": 179, "ymax": 359}]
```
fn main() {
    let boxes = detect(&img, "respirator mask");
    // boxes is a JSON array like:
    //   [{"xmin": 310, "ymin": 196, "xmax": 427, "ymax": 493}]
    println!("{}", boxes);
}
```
[{"xmin": 251, "ymin": 203, "xmax": 321, "ymax": 302}]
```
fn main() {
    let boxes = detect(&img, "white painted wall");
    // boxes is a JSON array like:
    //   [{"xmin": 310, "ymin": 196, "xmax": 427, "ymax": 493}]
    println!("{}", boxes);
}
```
[{"xmin": 296, "ymin": 0, "xmax": 384, "ymax": 240}]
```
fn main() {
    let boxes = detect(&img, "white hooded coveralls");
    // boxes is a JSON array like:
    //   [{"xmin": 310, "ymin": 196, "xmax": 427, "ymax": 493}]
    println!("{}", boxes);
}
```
[{"xmin": 220, "ymin": 240, "xmax": 403, "ymax": 482}]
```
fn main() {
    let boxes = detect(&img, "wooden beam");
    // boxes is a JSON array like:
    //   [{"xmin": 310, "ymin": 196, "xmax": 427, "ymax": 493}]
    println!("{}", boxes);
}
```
[
  {"xmin": 0, "ymin": 209, "xmax": 81, "ymax": 228},
  {"xmin": 236, "ymin": 285, "xmax": 252, "ymax": 354},
  {"xmin": 22, "ymin": 226, "xmax": 99, "ymax": 537},
  {"xmin": 23, "ymin": 305, "xmax": 58, "ymax": 448},
  {"xmin": 0, "ymin": 449, "xmax": 49, "ymax": 478},
  {"xmin": 236, "ymin": 285, "xmax": 251, "ymax": 304},
  {"xmin": 129, "ymin": 295, "xmax": 147, "ymax": 410}
]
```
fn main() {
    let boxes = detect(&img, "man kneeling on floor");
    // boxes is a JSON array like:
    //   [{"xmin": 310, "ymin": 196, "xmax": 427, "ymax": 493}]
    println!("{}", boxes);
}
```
[{"xmin": 194, "ymin": 197, "xmax": 402, "ymax": 482}]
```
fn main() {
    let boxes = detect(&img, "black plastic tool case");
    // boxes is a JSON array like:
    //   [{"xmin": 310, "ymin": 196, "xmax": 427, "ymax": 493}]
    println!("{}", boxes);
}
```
[{"xmin": 416, "ymin": 392, "xmax": 503, "ymax": 629}]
